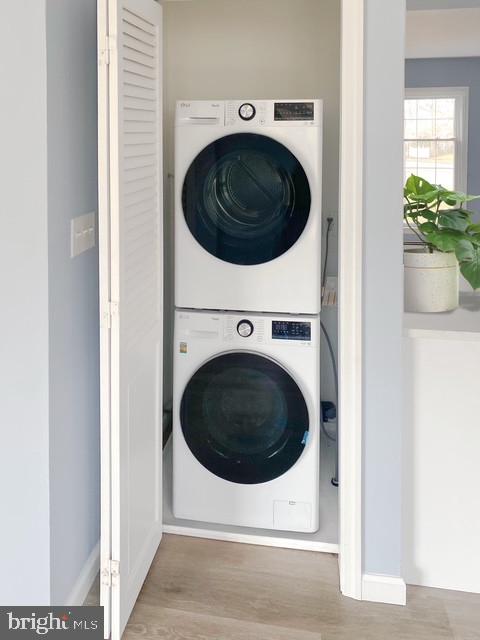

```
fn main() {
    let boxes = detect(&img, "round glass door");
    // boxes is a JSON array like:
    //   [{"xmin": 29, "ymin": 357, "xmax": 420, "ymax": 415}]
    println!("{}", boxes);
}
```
[
  {"xmin": 180, "ymin": 352, "xmax": 309, "ymax": 484},
  {"xmin": 182, "ymin": 133, "xmax": 311, "ymax": 265}
]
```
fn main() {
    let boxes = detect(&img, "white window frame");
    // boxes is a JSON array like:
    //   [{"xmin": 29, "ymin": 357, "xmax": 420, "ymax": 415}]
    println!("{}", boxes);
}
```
[{"xmin": 404, "ymin": 86, "xmax": 469, "ymax": 194}]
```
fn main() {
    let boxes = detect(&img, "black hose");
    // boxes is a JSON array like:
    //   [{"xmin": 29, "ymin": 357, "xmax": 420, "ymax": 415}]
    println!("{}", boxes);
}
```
[
  {"xmin": 320, "ymin": 320, "xmax": 338, "ymax": 445},
  {"xmin": 322, "ymin": 217, "xmax": 333, "ymax": 290},
  {"xmin": 321, "ymin": 216, "xmax": 339, "ymax": 486}
]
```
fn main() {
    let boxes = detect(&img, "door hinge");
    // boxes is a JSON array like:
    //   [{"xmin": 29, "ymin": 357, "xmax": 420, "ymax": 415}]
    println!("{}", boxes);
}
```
[
  {"xmin": 99, "ymin": 35, "xmax": 115, "ymax": 66},
  {"xmin": 101, "ymin": 300, "xmax": 119, "ymax": 330},
  {"xmin": 101, "ymin": 559, "xmax": 120, "ymax": 587}
]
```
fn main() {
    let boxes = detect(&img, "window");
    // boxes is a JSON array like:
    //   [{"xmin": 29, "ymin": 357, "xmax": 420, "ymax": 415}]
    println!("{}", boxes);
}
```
[{"xmin": 404, "ymin": 87, "xmax": 469, "ymax": 193}]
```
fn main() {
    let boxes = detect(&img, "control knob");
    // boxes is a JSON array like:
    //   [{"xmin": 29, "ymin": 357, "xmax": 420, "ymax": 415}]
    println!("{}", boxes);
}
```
[
  {"xmin": 238, "ymin": 103, "xmax": 256, "ymax": 121},
  {"xmin": 237, "ymin": 320, "xmax": 254, "ymax": 338}
]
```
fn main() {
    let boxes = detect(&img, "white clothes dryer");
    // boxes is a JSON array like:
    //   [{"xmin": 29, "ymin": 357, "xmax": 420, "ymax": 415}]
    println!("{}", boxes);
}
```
[
  {"xmin": 173, "ymin": 309, "xmax": 320, "ymax": 532},
  {"xmin": 174, "ymin": 99, "xmax": 323, "ymax": 314}
]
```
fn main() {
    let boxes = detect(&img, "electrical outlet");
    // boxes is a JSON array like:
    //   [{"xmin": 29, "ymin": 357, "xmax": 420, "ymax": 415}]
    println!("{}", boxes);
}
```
[{"xmin": 71, "ymin": 212, "xmax": 96, "ymax": 258}]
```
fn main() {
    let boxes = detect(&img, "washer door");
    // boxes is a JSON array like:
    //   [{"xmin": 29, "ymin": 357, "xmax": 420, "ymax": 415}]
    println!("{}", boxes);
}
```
[
  {"xmin": 180, "ymin": 352, "xmax": 309, "ymax": 484},
  {"xmin": 182, "ymin": 133, "xmax": 311, "ymax": 265}
]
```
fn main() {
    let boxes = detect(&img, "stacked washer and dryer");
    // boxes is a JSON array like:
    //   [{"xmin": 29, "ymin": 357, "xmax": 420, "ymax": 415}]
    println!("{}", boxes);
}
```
[{"xmin": 172, "ymin": 99, "xmax": 323, "ymax": 533}]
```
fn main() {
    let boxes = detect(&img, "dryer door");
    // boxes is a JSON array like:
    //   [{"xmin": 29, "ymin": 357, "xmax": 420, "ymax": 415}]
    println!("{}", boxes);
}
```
[
  {"xmin": 180, "ymin": 352, "xmax": 309, "ymax": 484},
  {"xmin": 182, "ymin": 133, "xmax": 311, "ymax": 265}
]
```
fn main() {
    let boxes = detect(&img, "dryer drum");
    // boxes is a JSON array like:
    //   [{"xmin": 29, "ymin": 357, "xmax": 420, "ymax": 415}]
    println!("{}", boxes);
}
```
[
  {"xmin": 180, "ymin": 352, "xmax": 310, "ymax": 484},
  {"xmin": 182, "ymin": 133, "xmax": 311, "ymax": 266}
]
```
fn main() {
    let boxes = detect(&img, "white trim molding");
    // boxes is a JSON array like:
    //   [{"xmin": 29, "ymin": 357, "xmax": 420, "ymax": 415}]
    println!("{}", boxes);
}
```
[
  {"xmin": 338, "ymin": 0, "xmax": 364, "ymax": 601},
  {"xmin": 164, "ymin": 525, "xmax": 339, "ymax": 555},
  {"xmin": 66, "ymin": 541, "xmax": 100, "ymax": 606},
  {"xmin": 362, "ymin": 574, "xmax": 407, "ymax": 606}
]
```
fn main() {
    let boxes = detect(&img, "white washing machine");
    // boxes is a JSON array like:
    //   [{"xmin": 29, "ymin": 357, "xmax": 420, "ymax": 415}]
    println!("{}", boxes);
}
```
[
  {"xmin": 174, "ymin": 99, "xmax": 323, "ymax": 314},
  {"xmin": 173, "ymin": 309, "xmax": 320, "ymax": 532}
]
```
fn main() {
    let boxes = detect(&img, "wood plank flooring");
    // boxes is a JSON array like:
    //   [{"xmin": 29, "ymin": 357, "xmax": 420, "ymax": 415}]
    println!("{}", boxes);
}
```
[{"xmin": 88, "ymin": 534, "xmax": 480, "ymax": 639}]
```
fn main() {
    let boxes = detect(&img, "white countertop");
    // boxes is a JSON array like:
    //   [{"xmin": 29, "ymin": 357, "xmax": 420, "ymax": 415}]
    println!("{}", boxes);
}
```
[{"xmin": 404, "ymin": 292, "xmax": 480, "ymax": 338}]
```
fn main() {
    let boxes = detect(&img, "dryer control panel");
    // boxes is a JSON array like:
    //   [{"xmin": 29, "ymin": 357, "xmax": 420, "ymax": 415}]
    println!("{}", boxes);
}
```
[
  {"xmin": 224, "ymin": 99, "xmax": 322, "ymax": 127},
  {"xmin": 274, "ymin": 102, "xmax": 315, "ymax": 122},
  {"xmin": 175, "ymin": 99, "xmax": 322, "ymax": 128},
  {"xmin": 272, "ymin": 320, "xmax": 312, "ymax": 341}
]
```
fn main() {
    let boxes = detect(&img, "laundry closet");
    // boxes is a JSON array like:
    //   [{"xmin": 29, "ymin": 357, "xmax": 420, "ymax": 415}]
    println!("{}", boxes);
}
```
[{"xmin": 98, "ymin": 1, "xmax": 341, "ymax": 638}]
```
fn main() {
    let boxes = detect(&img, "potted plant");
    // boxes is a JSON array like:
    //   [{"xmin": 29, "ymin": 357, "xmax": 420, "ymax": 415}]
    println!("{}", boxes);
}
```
[{"xmin": 404, "ymin": 174, "xmax": 480, "ymax": 312}]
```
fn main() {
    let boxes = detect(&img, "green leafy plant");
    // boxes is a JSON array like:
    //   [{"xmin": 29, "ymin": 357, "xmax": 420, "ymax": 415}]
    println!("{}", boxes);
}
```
[{"xmin": 404, "ymin": 174, "xmax": 480, "ymax": 290}]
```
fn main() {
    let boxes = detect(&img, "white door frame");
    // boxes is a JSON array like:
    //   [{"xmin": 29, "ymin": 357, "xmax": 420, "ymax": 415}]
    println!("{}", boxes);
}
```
[
  {"xmin": 101, "ymin": 0, "xmax": 377, "ymax": 609},
  {"xmin": 158, "ymin": 0, "xmax": 368, "ymax": 600},
  {"xmin": 338, "ymin": 0, "xmax": 364, "ymax": 600},
  {"xmin": 339, "ymin": 0, "xmax": 407, "ymax": 606}
]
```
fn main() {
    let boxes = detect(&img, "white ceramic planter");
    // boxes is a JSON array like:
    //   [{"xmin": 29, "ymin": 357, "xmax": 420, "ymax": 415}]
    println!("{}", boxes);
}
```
[{"xmin": 404, "ymin": 249, "xmax": 459, "ymax": 313}]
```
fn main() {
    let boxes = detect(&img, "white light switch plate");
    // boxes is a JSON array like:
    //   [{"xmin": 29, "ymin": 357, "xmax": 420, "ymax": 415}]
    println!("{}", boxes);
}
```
[{"xmin": 71, "ymin": 211, "xmax": 96, "ymax": 258}]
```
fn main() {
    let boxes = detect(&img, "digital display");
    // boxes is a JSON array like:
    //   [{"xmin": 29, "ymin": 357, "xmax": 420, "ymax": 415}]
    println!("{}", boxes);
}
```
[
  {"xmin": 274, "ymin": 102, "xmax": 314, "ymax": 121},
  {"xmin": 272, "ymin": 321, "xmax": 311, "ymax": 341}
]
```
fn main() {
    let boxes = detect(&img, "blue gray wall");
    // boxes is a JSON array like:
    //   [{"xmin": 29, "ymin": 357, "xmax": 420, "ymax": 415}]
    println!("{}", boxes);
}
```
[
  {"xmin": 0, "ymin": 0, "xmax": 100, "ymax": 605},
  {"xmin": 363, "ymin": 0, "xmax": 405, "ymax": 578},
  {"xmin": 0, "ymin": 0, "xmax": 51, "ymax": 605},
  {"xmin": 46, "ymin": 0, "xmax": 100, "ymax": 605},
  {"xmin": 406, "ymin": 57, "xmax": 480, "ymax": 213}
]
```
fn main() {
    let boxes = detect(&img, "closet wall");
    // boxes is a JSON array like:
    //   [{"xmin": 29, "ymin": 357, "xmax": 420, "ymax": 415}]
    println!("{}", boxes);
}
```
[{"xmin": 162, "ymin": 0, "xmax": 341, "ymax": 405}]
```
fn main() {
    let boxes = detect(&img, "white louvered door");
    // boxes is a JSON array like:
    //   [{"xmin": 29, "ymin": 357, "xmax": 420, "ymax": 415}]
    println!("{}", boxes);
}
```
[{"xmin": 98, "ymin": 0, "xmax": 163, "ymax": 638}]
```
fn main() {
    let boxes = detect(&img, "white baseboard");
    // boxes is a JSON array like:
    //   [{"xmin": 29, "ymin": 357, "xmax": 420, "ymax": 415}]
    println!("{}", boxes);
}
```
[
  {"xmin": 362, "ymin": 573, "xmax": 406, "ymax": 606},
  {"xmin": 66, "ymin": 541, "xmax": 100, "ymax": 606},
  {"xmin": 164, "ymin": 524, "xmax": 339, "ymax": 555}
]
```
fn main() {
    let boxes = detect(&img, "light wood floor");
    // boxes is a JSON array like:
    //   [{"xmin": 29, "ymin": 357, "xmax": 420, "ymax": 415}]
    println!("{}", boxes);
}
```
[{"xmin": 88, "ymin": 534, "xmax": 480, "ymax": 639}]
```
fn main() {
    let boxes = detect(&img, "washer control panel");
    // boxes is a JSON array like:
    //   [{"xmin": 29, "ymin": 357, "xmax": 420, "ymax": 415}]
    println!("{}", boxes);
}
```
[
  {"xmin": 237, "ymin": 319, "xmax": 254, "ymax": 338},
  {"xmin": 222, "ymin": 314, "xmax": 315, "ymax": 345},
  {"xmin": 177, "ymin": 312, "xmax": 317, "ymax": 348},
  {"xmin": 272, "ymin": 321, "xmax": 312, "ymax": 341}
]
